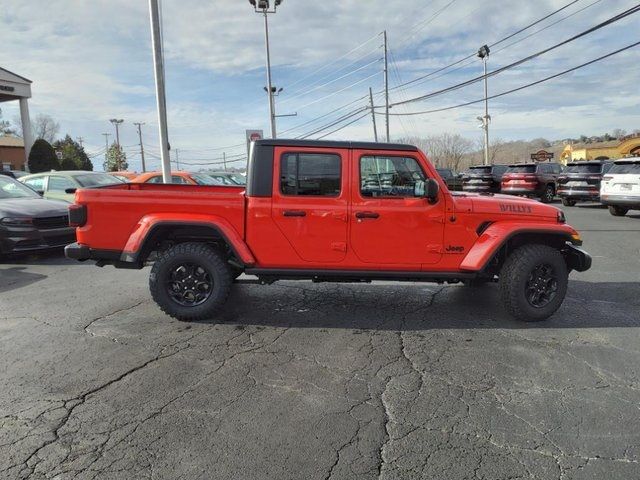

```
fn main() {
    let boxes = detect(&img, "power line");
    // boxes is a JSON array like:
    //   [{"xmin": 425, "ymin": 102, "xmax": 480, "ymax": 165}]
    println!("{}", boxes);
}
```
[
  {"xmin": 294, "ymin": 70, "xmax": 381, "ymax": 111},
  {"xmin": 279, "ymin": 56, "xmax": 383, "ymax": 106},
  {"xmin": 390, "ymin": 4, "xmax": 640, "ymax": 107},
  {"xmin": 316, "ymin": 111, "xmax": 370, "ymax": 140},
  {"xmin": 297, "ymin": 106, "xmax": 369, "ymax": 139},
  {"xmin": 389, "ymin": 0, "xmax": 590, "ymax": 93},
  {"xmin": 384, "ymin": 40, "xmax": 640, "ymax": 116},
  {"xmin": 285, "ymin": 32, "xmax": 383, "ymax": 91}
]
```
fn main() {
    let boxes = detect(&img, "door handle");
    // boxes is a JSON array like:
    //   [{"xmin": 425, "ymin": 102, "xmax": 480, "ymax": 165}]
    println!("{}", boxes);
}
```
[
  {"xmin": 355, "ymin": 211, "xmax": 380, "ymax": 219},
  {"xmin": 283, "ymin": 210, "xmax": 306, "ymax": 217}
]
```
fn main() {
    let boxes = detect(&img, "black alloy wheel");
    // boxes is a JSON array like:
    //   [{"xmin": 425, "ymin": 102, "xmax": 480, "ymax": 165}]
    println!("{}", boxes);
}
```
[
  {"xmin": 166, "ymin": 263, "xmax": 213, "ymax": 307},
  {"xmin": 525, "ymin": 264, "xmax": 558, "ymax": 308}
]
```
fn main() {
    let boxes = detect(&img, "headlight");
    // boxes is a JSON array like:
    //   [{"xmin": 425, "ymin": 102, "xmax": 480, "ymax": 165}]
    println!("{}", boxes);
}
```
[{"xmin": 0, "ymin": 217, "xmax": 33, "ymax": 226}]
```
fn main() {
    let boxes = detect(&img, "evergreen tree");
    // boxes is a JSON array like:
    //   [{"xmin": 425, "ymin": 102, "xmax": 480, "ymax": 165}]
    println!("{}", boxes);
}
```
[
  {"xmin": 103, "ymin": 143, "xmax": 128, "ymax": 172},
  {"xmin": 53, "ymin": 135, "xmax": 93, "ymax": 171},
  {"xmin": 28, "ymin": 139, "xmax": 60, "ymax": 173}
]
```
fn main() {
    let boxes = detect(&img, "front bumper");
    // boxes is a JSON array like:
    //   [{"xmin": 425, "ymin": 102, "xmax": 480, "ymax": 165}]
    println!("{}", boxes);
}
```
[
  {"xmin": 600, "ymin": 195, "xmax": 640, "ymax": 208},
  {"xmin": 563, "ymin": 244, "xmax": 592, "ymax": 272},
  {"xmin": 0, "ymin": 225, "xmax": 76, "ymax": 254}
]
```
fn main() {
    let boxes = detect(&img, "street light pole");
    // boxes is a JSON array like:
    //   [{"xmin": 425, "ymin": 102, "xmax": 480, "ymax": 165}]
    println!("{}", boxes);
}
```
[
  {"xmin": 478, "ymin": 45, "xmax": 491, "ymax": 165},
  {"xmin": 369, "ymin": 87, "xmax": 378, "ymax": 142},
  {"xmin": 109, "ymin": 118, "xmax": 124, "ymax": 170},
  {"xmin": 149, "ymin": 0, "xmax": 172, "ymax": 183},
  {"xmin": 102, "ymin": 133, "xmax": 110, "ymax": 167},
  {"xmin": 383, "ymin": 30, "xmax": 390, "ymax": 143},
  {"xmin": 250, "ymin": 0, "xmax": 283, "ymax": 139}
]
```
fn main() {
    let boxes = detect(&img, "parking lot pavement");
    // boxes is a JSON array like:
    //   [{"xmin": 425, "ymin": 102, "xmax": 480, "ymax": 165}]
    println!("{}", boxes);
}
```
[{"xmin": 0, "ymin": 204, "xmax": 639, "ymax": 480}]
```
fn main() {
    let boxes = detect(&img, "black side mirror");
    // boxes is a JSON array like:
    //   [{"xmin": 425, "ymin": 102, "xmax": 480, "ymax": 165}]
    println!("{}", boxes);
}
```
[
  {"xmin": 36, "ymin": 190, "xmax": 45, "ymax": 196},
  {"xmin": 65, "ymin": 188, "xmax": 77, "ymax": 194},
  {"xmin": 425, "ymin": 178, "xmax": 439, "ymax": 202}
]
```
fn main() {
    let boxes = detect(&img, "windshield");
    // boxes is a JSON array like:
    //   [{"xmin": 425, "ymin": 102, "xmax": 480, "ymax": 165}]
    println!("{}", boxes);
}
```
[
  {"xmin": 0, "ymin": 175, "xmax": 40, "ymax": 199},
  {"xmin": 207, "ymin": 174, "xmax": 235, "ymax": 185},
  {"xmin": 565, "ymin": 164, "xmax": 602, "ymax": 174},
  {"xmin": 75, "ymin": 174, "xmax": 123, "ymax": 187},
  {"xmin": 190, "ymin": 174, "xmax": 223, "ymax": 186},
  {"xmin": 506, "ymin": 165, "xmax": 536, "ymax": 174},
  {"xmin": 609, "ymin": 162, "xmax": 640, "ymax": 174}
]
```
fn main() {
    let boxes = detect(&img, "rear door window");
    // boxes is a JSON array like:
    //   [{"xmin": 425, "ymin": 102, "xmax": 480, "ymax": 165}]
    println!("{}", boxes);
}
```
[
  {"xmin": 565, "ymin": 164, "xmax": 602, "ymax": 174},
  {"xmin": 280, "ymin": 153, "xmax": 341, "ymax": 196},
  {"xmin": 48, "ymin": 176, "xmax": 77, "ymax": 192},
  {"xmin": 360, "ymin": 156, "xmax": 425, "ymax": 198}
]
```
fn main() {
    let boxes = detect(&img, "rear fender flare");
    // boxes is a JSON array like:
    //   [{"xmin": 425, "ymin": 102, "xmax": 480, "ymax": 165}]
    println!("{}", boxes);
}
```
[
  {"xmin": 121, "ymin": 213, "xmax": 255, "ymax": 266},
  {"xmin": 459, "ymin": 222, "xmax": 578, "ymax": 272}
]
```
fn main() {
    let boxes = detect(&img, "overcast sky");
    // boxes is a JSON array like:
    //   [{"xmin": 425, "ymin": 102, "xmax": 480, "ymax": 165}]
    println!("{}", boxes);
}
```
[{"xmin": 1, "ymin": 0, "xmax": 639, "ymax": 170}]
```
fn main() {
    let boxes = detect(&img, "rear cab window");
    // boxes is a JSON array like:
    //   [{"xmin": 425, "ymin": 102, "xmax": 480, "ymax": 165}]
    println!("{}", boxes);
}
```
[
  {"xmin": 280, "ymin": 153, "xmax": 341, "ymax": 196},
  {"xmin": 565, "ymin": 164, "xmax": 603, "ymax": 174},
  {"xmin": 506, "ymin": 165, "xmax": 536, "ymax": 174}
]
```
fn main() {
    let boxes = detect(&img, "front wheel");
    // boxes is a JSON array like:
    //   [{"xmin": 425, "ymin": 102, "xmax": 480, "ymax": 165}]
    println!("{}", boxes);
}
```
[
  {"xmin": 540, "ymin": 185, "xmax": 555, "ymax": 203},
  {"xmin": 499, "ymin": 244, "xmax": 568, "ymax": 322},
  {"xmin": 149, "ymin": 242, "xmax": 232, "ymax": 321},
  {"xmin": 561, "ymin": 198, "xmax": 576, "ymax": 207},
  {"xmin": 608, "ymin": 205, "xmax": 628, "ymax": 217}
]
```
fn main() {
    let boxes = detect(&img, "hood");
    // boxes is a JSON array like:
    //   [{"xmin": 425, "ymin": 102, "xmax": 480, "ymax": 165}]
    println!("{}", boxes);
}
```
[
  {"xmin": 451, "ymin": 192, "xmax": 559, "ymax": 219},
  {"xmin": 0, "ymin": 197, "xmax": 70, "ymax": 218}
]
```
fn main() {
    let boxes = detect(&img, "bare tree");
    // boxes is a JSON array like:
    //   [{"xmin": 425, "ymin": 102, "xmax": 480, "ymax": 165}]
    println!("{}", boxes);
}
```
[
  {"xmin": 611, "ymin": 128, "xmax": 627, "ymax": 139},
  {"xmin": 13, "ymin": 113, "xmax": 60, "ymax": 143}
]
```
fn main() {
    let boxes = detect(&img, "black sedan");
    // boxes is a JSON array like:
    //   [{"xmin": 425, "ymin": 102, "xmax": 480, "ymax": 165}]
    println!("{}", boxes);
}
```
[{"xmin": 0, "ymin": 175, "xmax": 75, "ymax": 256}]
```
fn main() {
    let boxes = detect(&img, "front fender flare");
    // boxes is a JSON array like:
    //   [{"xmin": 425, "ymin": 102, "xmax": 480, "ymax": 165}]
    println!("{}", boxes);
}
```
[
  {"xmin": 459, "ymin": 222, "xmax": 578, "ymax": 272},
  {"xmin": 121, "ymin": 213, "xmax": 256, "ymax": 266}
]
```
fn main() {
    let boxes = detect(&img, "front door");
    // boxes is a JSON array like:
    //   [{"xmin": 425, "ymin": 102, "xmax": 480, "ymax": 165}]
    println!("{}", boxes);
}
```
[
  {"xmin": 350, "ymin": 151, "xmax": 445, "ymax": 266},
  {"xmin": 271, "ymin": 147, "xmax": 349, "ymax": 263}
]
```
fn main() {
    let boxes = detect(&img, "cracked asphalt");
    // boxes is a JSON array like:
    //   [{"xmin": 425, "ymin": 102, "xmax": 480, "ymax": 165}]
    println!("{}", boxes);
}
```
[{"xmin": 1, "ymin": 204, "xmax": 639, "ymax": 480}]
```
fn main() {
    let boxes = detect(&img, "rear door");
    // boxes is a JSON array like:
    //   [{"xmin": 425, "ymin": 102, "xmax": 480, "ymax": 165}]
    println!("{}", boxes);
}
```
[
  {"xmin": 271, "ymin": 146, "xmax": 349, "ymax": 263},
  {"xmin": 350, "ymin": 150, "xmax": 445, "ymax": 266},
  {"xmin": 47, "ymin": 175, "xmax": 78, "ymax": 202}
]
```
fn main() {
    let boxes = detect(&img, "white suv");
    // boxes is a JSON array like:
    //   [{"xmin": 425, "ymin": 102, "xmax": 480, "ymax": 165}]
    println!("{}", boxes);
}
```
[{"xmin": 600, "ymin": 158, "xmax": 640, "ymax": 216}]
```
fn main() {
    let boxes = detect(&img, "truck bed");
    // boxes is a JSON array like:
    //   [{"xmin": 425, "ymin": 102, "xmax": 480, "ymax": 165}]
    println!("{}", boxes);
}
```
[{"xmin": 74, "ymin": 183, "xmax": 246, "ymax": 251}]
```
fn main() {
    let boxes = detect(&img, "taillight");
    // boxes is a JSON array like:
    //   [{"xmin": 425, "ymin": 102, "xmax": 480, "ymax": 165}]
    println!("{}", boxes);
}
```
[{"xmin": 68, "ymin": 204, "xmax": 87, "ymax": 227}]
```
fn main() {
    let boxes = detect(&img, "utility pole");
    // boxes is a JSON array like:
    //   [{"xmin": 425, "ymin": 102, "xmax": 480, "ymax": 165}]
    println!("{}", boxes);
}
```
[
  {"xmin": 134, "ymin": 122, "xmax": 146, "ymax": 172},
  {"xmin": 223, "ymin": 152, "xmax": 227, "ymax": 171},
  {"xmin": 76, "ymin": 137, "xmax": 84, "ymax": 148},
  {"xmin": 101, "ymin": 133, "xmax": 110, "ymax": 167},
  {"xmin": 174, "ymin": 149, "xmax": 180, "ymax": 170},
  {"xmin": 109, "ymin": 119, "xmax": 124, "ymax": 170},
  {"xmin": 369, "ymin": 87, "xmax": 378, "ymax": 142},
  {"xmin": 383, "ymin": 30, "xmax": 390, "ymax": 143},
  {"xmin": 478, "ymin": 45, "xmax": 491, "ymax": 165},
  {"xmin": 149, "ymin": 0, "xmax": 172, "ymax": 183}
]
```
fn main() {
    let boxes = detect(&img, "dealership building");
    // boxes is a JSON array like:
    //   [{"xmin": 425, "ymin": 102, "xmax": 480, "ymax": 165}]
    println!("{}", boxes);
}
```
[
  {"xmin": 0, "ymin": 66, "xmax": 34, "ymax": 171},
  {"xmin": 561, "ymin": 135, "xmax": 640, "ymax": 162}
]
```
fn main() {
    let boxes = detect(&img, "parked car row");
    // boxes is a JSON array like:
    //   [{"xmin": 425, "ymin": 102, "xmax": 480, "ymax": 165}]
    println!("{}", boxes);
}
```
[
  {"xmin": 109, "ymin": 170, "xmax": 247, "ymax": 186},
  {"xmin": 435, "ymin": 158, "xmax": 640, "ymax": 215}
]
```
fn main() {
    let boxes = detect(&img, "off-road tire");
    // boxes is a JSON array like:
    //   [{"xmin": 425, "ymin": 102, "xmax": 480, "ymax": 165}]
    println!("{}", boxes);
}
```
[
  {"xmin": 540, "ymin": 184, "xmax": 555, "ymax": 204},
  {"xmin": 149, "ymin": 242, "xmax": 232, "ymax": 321},
  {"xmin": 561, "ymin": 198, "xmax": 576, "ymax": 207},
  {"xmin": 499, "ymin": 244, "xmax": 568, "ymax": 322},
  {"xmin": 608, "ymin": 205, "xmax": 628, "ymax": 217}
]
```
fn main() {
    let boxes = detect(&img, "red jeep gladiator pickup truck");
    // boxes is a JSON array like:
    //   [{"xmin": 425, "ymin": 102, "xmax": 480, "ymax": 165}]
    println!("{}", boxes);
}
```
[{"xmin": 65, "ymin": 139, "xmax": 591, "ymax": 322}]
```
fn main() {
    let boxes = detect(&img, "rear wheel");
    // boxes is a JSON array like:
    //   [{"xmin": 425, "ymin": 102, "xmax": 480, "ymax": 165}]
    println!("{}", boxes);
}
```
[
  {"xmin": 561, "ymin": 198, "xmax": 576, "ymax": 207},
  {"xmin": 499, "ymin": 244, "xmax": 568, "ymax": 322},
  {"xmin": 149, "ymin": 242, "xmax": 232, "ymax": 321},
  {"xmin": 540, "ymin": 185, "xmax": 555, "ymax": 203},
  {"xmin": 608, "ymin": 205, "xmax": 628, "ymax": 217}
]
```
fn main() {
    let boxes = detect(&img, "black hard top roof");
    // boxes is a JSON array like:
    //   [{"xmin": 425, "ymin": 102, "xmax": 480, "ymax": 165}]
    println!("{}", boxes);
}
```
[{"xmin": 254, "ymin": 139, "xmax": 419, "ymax": 152}]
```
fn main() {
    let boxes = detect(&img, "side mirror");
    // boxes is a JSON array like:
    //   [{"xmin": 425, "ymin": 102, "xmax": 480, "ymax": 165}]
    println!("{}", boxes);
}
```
[
  {"xmin": 36, "ymin": 190, "xmax": 45, "ymax": 196},
  {"xmin": 425, "ymin": 178, "xmax": 439, "ymax": 202},
  {"xmin": 65, "ymin": 188, "xmax": 77, "ymax": 194}
]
